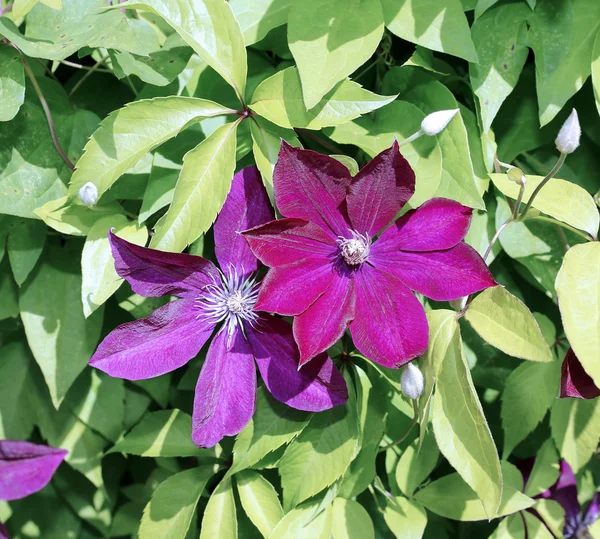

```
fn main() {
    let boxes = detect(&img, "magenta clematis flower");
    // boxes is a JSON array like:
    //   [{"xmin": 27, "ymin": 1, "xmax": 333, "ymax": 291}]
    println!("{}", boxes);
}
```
[
  {"xmin": 89, "ymin": 167, "xmax": 348, "ymax": 448},
  {"xmin": 560, "ymin": 348, "xmax": 600, "ymax": 400},
  {"xmin": 243, "ymin": 142, "xmax": 495, "ymax": 367}
]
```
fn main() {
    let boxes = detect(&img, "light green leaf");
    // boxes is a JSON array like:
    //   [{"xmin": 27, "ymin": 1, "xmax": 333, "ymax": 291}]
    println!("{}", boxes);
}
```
[
  {"xmin": 524, "ymin": 440, "xmax": 560, "ymax": 498},
  {"xmin": 269, "ymin": 499, "xmax": 333, "ymax": 539},
  {"xmin": 200, "ymin": 477, "xmax": 237, "ymax": 539},
  {"xmin": 236, "ymin": 471, "xmax": 283, "ymax": 538},
  {"xmin": 0, "ymin": 43, "xmax": 25, "ymax": 122},
  {"xmin": 250, "ymin": 67, "xmax": 396, "ymax": 130},
  {"xmin": 501, "ymin": 360, "xmax": 561, "ymax": 458},
  {"xmin": 140, "ymin": 466, "xmax": 213, "ymax": 539},
  {"xmin": 120, "ymin": 0, "xmax": 247, "ymax": 100},
  {"xmin": 395, "ymin": 431, "xmax": 439, "ymax": 497},
  {"xmin": 139, "ymin": 154, "xmax": 181, "ymax": 224},
  {"xmin": 330, "ymin": 155, "xmax": 360, "ymax": 177},
  {"xmin": 69, "ymin": 97, "xmax": 234, "ymax": 200},
  {"xmin": 332, "ymin": 498, "xmax": 374, "ymax": 539},
  {"xmin": 382, "ymin": 497, "xmax": 427, "ymax": 539},
  {"xmin": 381, "ymin": 0, "xmax": 478, "ymax": 62},
  {"xmin": 11, "ymin": 0, "xmax": 62, "ymax": 18},
  {"xmin": 522, "ymin": 511, "xmax": 554, "ymax": 539},
  {"xmin": 0, "ymin": 259, "xmax": 18, "ymax": 320},
  {"xmin": 470, "ymin": 2, "xmax": 529, "ymax": 131},
  {"xmin": 81, "ymin": 214, "xmax": 147, "ymax": 317},
  {"xmin": 230, "ymin": 0, "xmax": 291, "ymax": 46},
  {"xmin": 465, "ymin": 286, "xmax": 553, "ymax": 362},
  {"xmin": 431, "ymin": 314, "xmax": 502, "ymax": 518},
  {"xmin": 550, "ymin": 397, "xmax": 600, "ymax": 473},
  {"xmin": 110, "ymin": 409, "xmax": 211, "ymax": 458},
  {"xmin": 7, "ymin": 217, "xmax": 46, "ymax": 286},
  {"xmin": 288, "ymin": 0, "xmax": 384, "ymax": 109},
  {"xmin": 555, "ymin": 242, "xmax": 600, "ymax": 386},
  {"xmin": 534, "ymin": 499, "xmax": 565, "ymax": 538},
  {"xmin": 593, "ymin": 30, "xmax": 600, "ymax": 116},
  {"xmin": 488, "ymin": 514, "xmax": 525, "ymax": 539}
]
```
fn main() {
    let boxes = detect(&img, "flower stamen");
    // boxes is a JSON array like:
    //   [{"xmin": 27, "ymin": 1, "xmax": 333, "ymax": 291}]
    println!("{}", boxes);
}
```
[{"xmin": 337, "ymin": 230, "xmax": 371, "ymax": 266}]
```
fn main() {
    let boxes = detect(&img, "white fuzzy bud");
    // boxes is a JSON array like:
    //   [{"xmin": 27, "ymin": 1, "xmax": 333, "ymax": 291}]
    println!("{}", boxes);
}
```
[
  {"xmin": 401, "ymin": 363, "xmax": 424, "ymax": 400},
  {"xmin": 449, "ymin": 296, "xmax": 468, "ymax": 311},
  {"xmin": 78, "ymin": 182, "xmax": 98, "ymax": 207},
  {"xmin": 555, "ymin": 109, "xmax": 580, "ymax": 154},
  {"xmin": 421, "ymin": 109, "xmax": 459, "ymax": 136}
]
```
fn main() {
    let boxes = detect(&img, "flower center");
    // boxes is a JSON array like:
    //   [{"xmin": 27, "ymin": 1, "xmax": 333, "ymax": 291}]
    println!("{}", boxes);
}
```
[{"xmin": 337, "ymin": 230, "xmax": 371, "ymax": 266}]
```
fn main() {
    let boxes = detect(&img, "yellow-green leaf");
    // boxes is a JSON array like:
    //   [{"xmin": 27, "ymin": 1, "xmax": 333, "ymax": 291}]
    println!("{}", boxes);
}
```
[
  {"xmin": 331, "ymin": 498, "xmax": 374, "ymax": 539},
  {"xmin": 200, "ymin": 477, "xmax": 237, "ymax": 539},
  {"xmin": 382, "ymin": 497, "xmax": 427, "ymax": 539},
  {"xmin": 235, "ymin": 471, "xmax": 283, "ymax": 538}
]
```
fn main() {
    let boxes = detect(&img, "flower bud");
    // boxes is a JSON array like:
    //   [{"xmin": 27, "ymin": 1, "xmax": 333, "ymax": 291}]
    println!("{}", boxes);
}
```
[
  {"xmin": 449, "ymin": 296, "xmax": 468, "ymax": 311},
  {"xmin": 78, "ymin": 182, "xmax": 98, "ymax": 207},
  {"xmin": 507, "ymin": 167, "xmax": 525, "ymax": 184},
  {"xmin": 401, "ymin": 362, "xmax": 424, "ymax": 400},
  {"xmin": 555, "ymin": 109, "xmax": 580, "ymax": 154},
  {"xmin": 421, "ymin": 109, "xmax": 459, "ymax": 136}
]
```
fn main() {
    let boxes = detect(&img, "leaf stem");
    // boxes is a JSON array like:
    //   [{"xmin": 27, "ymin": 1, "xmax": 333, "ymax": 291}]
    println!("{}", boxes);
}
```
[
  {"xmin": 397, "ymin": 129, "xmax": 423, "ymax": 148},
  {"xmin": 519, "ymin": 152, "xmax": 566, "ymax": 220},
  {"xmin": 58, "ymin": 59, "xmax": 112, "ymax": 73},
  {"xmin": 379, "ymin": 399, "xmax": 419, "ymax": 452},
  {"xmin": 69, "ymin": 55, "xmax": 109, "ymax": 97},
  {"xmin": 295, "ymin": 128, "xmax": 346, "ymax": 155},
  {"xmin": 526, "ymin": 215, "xmax": 594, "ymax": 242}
]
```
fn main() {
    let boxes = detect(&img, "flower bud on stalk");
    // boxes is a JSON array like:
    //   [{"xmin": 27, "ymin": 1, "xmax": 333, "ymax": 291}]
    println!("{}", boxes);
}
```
[
  {"xmin": 421, "ymin": 109, "xmax": 460, "ymax": 136},
  {"xmin": 507, "ymin": 167, "xmax": 525, "ymax": 185},
  {"xmin": 78, "ymin": 182, "xmax": 98, "ymax": 207},
  {"xmin": 401, "ymin": 363, "xmax": 424, "ymax": 400},
  {"xmin": 555, "ymin": 109, "xmax": 580, "ymax": 155}
]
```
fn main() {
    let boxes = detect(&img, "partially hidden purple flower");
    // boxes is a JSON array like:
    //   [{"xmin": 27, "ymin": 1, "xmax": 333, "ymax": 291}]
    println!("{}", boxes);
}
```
[
  {"xmin": 89, "ymin": 167, "xmax": 348, "ymax": 448},
  {"xmin": 560, "ymin": 348, "xmax": 600, "ymax": 400},
  {"xmin": 243, "ymin": 142, "xmax": 496, "ymax": 367}
]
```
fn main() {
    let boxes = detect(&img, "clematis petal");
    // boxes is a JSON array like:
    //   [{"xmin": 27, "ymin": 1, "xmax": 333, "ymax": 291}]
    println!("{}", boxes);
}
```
[
  {"xmin": 559, "ymin": 348, "xmax": 600, "ymax": 399},
  {"xmin": 248, "ymin": 316, "xmax": 348, "ymax": 411},
  {"xmin": 90, "ymin": 299, "xmax": 214, "ymax": 380},
  {"xmin": 541, "ymin": 460, "xmax": 581, "ymax": 526},
  {"xmin": 350, "ymin": 266, "xmax": 428, "ymax": 368},
  {"xmin": 110, "ymin": 231, "xmax": 220, "ymax": 299},
  {"xmin": 346, "ymin": 141, "xmax": 415, "ymax": 236},
  {"xmin": 376, "ymin": 198, "xmax": 473, "ymax": 252},
  {"xmin": 243, "ymin": 218, "xmax": 336, "ymax": 267},
  {"xmin": 0, "ymin": 441, "xmax": 67, "ymax": 501},
  {"xmin": 371, "ymin": 243, "xmax": 495, "ymax": 301},
  {"xmin": 583, "ymin": 492, "xmax": 600, "ymax": 528},
  {"xmin": 192, "ymin": 328, "xmax": 256, "ymax": 448},
  {"xmin": 294, "ymin": 271, "xmax": 355, "ymax": 365},
  {"xmin": 0, "ymin": 522, "xmax": 7, "ymax": 539},
  {"xmin": 214, "ymin": 166, "xmax": 274, "ymax": 277},
  {"xmin": 273, "ymin": 141, "xmax": 352, "ymax": 237},
  {"xmin": 255, "ymin": 257, "xmax": 335, "ymax": 316}
]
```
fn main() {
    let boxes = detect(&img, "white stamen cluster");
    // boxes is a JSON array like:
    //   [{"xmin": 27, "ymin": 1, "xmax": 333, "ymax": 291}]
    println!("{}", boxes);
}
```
[
  {"xmin": 196, "ymin": 265, "xmax": 260, "ymax": 340},
  {"xmin": 337, "ymin": 230, "xmax": 371, "ymax": 266}
]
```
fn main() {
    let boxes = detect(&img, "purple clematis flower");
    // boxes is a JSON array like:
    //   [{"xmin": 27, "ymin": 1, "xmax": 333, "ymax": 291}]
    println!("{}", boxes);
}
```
[
  {"xmin": 560, "ymin": 348, "xmax": 600, "ymax": 400},
  {"xmin": 242, "ymin": 142, "xmax": 496, "ymax": 367},
  {"xmin": 89, "ymin": 166, "xmax": 348, "ymax": 448}
]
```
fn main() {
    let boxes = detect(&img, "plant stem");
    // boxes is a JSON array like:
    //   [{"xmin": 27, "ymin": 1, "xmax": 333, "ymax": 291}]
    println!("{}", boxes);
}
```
[
  {"xmin": 59, "ymin": 59, "xmax": 112, "ymax": 73},
  {"xmin": 69, "ymin": 55, "xmax": 109, "ymax": 97},
  {"xmin": 379, "ymin": 399, "xmax": 419, "ymax": 452},
  {"xmin": 397, "ymin": 129, "xmax": 423, "ymax": 148},
  {"xmin": 512, "ymin": 177, "xmax": 526, "ymax": 220},
  {"xmin": 526, "ymin": 215, "xmax": 594, "ymax": 242},
  {"xmin": 295, "ymin": 128, "xmax": 346, "ymax": 154},
  {"xmin": 519, "ymin": 152, "xmax": 566, "ymax": 220}
]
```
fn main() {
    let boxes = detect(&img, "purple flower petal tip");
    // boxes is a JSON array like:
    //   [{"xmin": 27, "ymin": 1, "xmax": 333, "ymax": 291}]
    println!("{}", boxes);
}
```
[{"xmin": 560, "ymin": 348, "xmax": 600, "ymax": 399}]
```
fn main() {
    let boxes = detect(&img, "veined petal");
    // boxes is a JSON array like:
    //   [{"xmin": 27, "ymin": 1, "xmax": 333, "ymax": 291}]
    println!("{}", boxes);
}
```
[
  {"xmin": 110, "ymin": 231, "xmax": 220, "ymax": 299},
  {"xmin": 214, "ymin": 166, "xmax": 274, "ymax": 277},
  {"xmin": 559, "ymin": 348, "xmax": 600, "ymax": 399},
  {"xmin": 375, "ymin": 198, "xmax": 473, "ymax": 253},
  {"xmin": 192, "ymin": 328, "xmax": 256, "ymax": 448},
  {"xmin": 90, "ymin": 299, "xmax": 214, "ymax": 380},
  {"xmin": 583, "ymin": 493, "xmax": 600, "ymax": 528},
  {"xmin": 0, "ymin": 441, "xmax": 67, "ymax": 501},
  {"xmin": 372, "ymin": 243, "xmax": 495, "ymax": 301},
  {"xmin": 350, "ymin": 266, "xmax": 428, "ymax": 368},
  {"xmin": 243, "ymin": 218, "xmax": 336, "ymax": 267},
  {"xmin": 274, "ymin": 141, "xmax": 352, "ymax": 237},
  {"xmin": 248, "ymin": 316, "xmax": 348, "ymax": 411},
  {"xmin": 346, "ymin": 141, "xmax": 415, "ymax": 236}
]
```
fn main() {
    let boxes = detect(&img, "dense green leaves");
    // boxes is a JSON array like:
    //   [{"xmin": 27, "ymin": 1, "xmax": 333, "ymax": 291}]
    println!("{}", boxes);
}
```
[{"xmin": 230, "ymin": 0, "xmax": 291, "ymax": 46}]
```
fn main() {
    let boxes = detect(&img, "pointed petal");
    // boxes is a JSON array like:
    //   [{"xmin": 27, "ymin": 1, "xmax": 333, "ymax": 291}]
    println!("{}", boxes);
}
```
[
  {"xmin": 583, "ymin": 492, "xmax": 600, "ymax": 527},
  {"xmin": 372, "ymin": 243, "xmax": 495, "ymax": 301},
  {"xmin": 255, "ymin": 257, "xmax": 335, "ymax": 316},
  {"xmin": 243, "ymin": 218, "xmax": 337, "ymax": 267},
  {"xmin": 90, "ymin": 299, "xmax": 214, "ymax": 380},
  {"xmin": 0, "ymin": 441, "xmax": 67, "ymax": 501},
  {"xmin": 192, "ymin": 328, "xmax": 256, "ymax": 448},
  {"xmin": 547, "ymin": 461, "xmax": 580, "ymax": 524},
  {"xmin": 559, "ymin": 348, "xmax": 600, "ymax": 399},
  {"xmin": 350, "ymin": 266, "xmax": 428, "ymax": 368},
  {"xmin": 346, "ymin": 141, "xmax": 415, "ymax": 236},
  {"xmin": 214, "ymin": 166, "xmax": 274, "ymax": 277},
  {"xmin": 375, "ymin": 198, "xmax": 473, "ymax": 252},
  {"xmin": 248, "ymin": 316, "xmax": 348, "ymax": 411},
  {"xmin": 110, "ymin": 231, "xmax": 220, "ymax": 298},
  {"xmin": 273, "ymin": 141, "xmax": 352, "ymax": 237},
  {"xmin": 293, "ymin": 272, "xmax": 355, "ymax": 364}
]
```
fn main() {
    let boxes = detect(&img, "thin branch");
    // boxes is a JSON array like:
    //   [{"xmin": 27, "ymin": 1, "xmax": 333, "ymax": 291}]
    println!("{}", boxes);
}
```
[
  {"xmin": 69, "ymin": 55, "xmax": 109, "ymax": 97},
  {"xmin": 58, "ymin": 59, "xmax": 112, "ymax": 73},
  {"xmin": 379, "ymin": 399, "xmax": 419, "ymax": 452},
  {"xmin": 520, "ymin": 152, "xmax": 566, "ymax": 220},
  {"xmin": 295, "ymin": 128, "xmax": 346, "ymax": 155},
  {"xmin": 527, "ymin": 215, "xmax": 594, "ymax": 242}
]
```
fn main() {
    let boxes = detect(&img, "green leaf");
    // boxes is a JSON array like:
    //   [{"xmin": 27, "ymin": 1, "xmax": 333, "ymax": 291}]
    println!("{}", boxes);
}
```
[
  {"xmin": 150, "ymin": 120, "xmax": 239, "ymax": 252},
  {"xmin": 465, "ymin": 286, "xmax": 553, "ymax": 362},
  {"xmin": 250, "ymin": 67, "xmax": 396, "ymax": 130},
  {"xmin": 0, "ymin": 43, "xmax": 25, "ymax": 122},
  {"xmin": 269, "ymin": 499, "xmax": 333, "ymax": 539},
  {"xmin": 415, "ymin": 471, "xmax": 535, "ymax": 521},
  {"xmin": 139, "ymin": 154, "xmax": 181, "ymax": 224},
  {"xmin": 524, "ymin": 440, "xmax": 560, "ymax": 498},
  {"xmin": 431, "ymin": 314, "xmax": 502, "ymax": 518},
  {"xmin": 120, "ymin": 0, "xmax": 247, "ymax": 100},
  {"xmin": 501, "ymin": 360, "xmax": 561, "ymax": 458},
  {"xmin": 593, "ymin": 30, "xmax": 600, "ymax": 116},
  {"xmin": 19, "ymin": 242, "xmax": 104, "ymax": 408},
  {"xmin": 200, "ymin": 477, "xmax": 237, "ymax": 539},
  {"xmin": 288, "ymin": 0, "xmax": 384, "ymax": 109},
  {"xmin": 230, "ymin": 0, "xmax": 291, "ymax": 46},
  {"xmin": 522, "ymin": 511, "xmax": 554, "ymax": 539},
  {"xmin": 0, "ymin": 259, "xmax": 18, "ymax": 320},
  {"xmin": 331, "ymin": 498, "xmax": 374, "ymax": 539},
  {"xmin": 236, "ymin": 471, "xmax": 283, "ymax": 538},
  {"xmin": 488, "ymin": 514, "xmax": 525, "ymax": 539},
  {"xmin": 82, "ymin": 214, "xmax": 148, "ymax": 317},
  {"xmin": 469, "ymin": 2, "xmax": 529, "ymax": 131},
  {"xmin": 140, "ymin": 466, "xmax": 213, "ymax": 539},
  {"xmin": 381, "ymin": 0, "xmax": 478, "ymax": 62},
  {"xmin": 68, "ymin": 97, "xmax": 234, "ymax": 201},
  {"xmin": 382, "ymin": 497, "xmax": 427, "ymax": 539},
  {"xmin": 550, "ymin": 397, "xmax": 600, "ymax": 473},
  {"xmin": 395, "ymin": 431, "xmax": 439, "ymax": 498},
  {"xmin": 110, "ymin": 409, "xmax": 211, "ymax": 458},
  {"xmin": 7, "ymin": 217, "xmax": 46, "ymax": 286},
  {"xmin": 534, "ymin": 499, "xmax": 565, "ymax": 538},
  {"xmin": 555, "ymin": 242, "xmax": 600, "ymax": 385}
]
